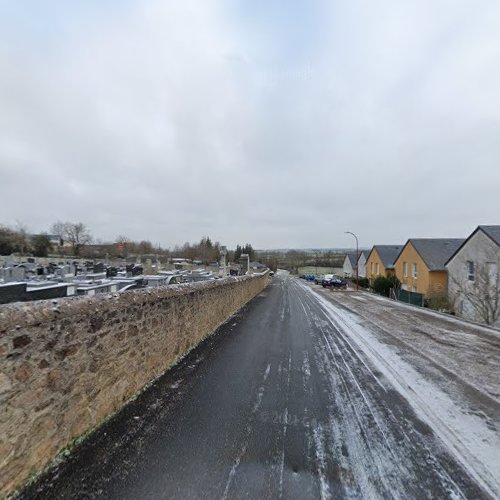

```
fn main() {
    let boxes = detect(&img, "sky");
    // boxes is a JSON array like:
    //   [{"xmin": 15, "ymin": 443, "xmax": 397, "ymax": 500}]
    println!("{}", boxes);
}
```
[{"xmin": 1, "ymin": 0, "xmax": 500, "ymax": 249}]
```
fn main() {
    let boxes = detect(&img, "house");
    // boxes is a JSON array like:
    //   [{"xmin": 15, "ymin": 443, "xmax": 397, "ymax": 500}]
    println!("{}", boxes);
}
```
[
  {"xmin": 250, "ymin": 261, "xmax": 267, "ymax": 273},
  {"xmin": 394, "ymin": 239, "xmax": 464, "ymax": 297},
  {"xmin": 45, "ymin": 234, "xmax": 63, "ymax": 249},
  {"xmin": 342, "ymin": 252, "xmax": 367, "ymax": 278},
  {"xmin": 446, "ymin": 225, "xmax": 500, "ymax": 326},
  {"xmin": 366, "ymin": 245, "xmax": 404, "ymax": 281}
]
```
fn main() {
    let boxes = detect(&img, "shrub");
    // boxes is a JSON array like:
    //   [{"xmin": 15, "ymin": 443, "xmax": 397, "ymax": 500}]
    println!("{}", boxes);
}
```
[
  {"xmin": 351, "ymin": 276, "xmax": 369, "ymax": 288},
  {"xmin": 425, "ymin": 294, "xmax": 452, "ymax": 313},
  {"xmin": 372, "ymin": 275, "xmax": 400, "ymax": 297}
]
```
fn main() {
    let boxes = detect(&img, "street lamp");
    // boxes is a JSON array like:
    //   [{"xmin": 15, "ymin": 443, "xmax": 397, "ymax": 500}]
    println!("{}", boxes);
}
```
[{"xmin": 345, "ymin": 231, "xmax": 359, "ymax": 291}]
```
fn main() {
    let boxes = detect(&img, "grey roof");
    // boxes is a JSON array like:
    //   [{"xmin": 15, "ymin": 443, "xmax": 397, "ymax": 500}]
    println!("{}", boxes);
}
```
[
  {"xmin": 347, "ymin": 252, "xmax": 366, "ymax": 266},
  {"xmin": 372, "ymin": 245, "xmax": 404, "ymax": 269},
  {"xmin": 479, "ymin": 225, "xmax": 500, "ymax": 247},
  {"xmin": 250, "ymin": 261, "xmax": 266, "ymax": 269},
  {"xmin": 445, "ymin": 225, "xmax": 500, "ymax": 265},
  {"xmin": 409, "ymin": 239, "xmax": 465, "ymax": 271}
]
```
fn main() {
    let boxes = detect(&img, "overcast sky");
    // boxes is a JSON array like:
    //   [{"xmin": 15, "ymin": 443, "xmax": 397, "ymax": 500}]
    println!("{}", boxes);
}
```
[{"xmin": 1, "ymin": 1, "xmax": 500, "ymax": 249}]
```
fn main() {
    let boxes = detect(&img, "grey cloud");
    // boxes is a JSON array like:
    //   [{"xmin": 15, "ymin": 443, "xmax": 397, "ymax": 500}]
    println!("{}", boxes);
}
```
[{"xmin": 1, "ymin": 0, "xmax": 500, "ymax": 249}]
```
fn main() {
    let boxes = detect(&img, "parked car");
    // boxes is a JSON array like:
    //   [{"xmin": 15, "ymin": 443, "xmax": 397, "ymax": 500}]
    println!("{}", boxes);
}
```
[
  {"xmin": 322, "ymin": 275, "xmax": 347, "ymax": 289},
  {"xmin": 321, "ymin": 274, "xmax": 334, "ymax": 287},
  {"xmin": 330, "ymin": 276, "xmax": 348, "ymax": 289},
  {"xmin": 314, "ymin": 275, "xmax": 324, "ymax": 284}
]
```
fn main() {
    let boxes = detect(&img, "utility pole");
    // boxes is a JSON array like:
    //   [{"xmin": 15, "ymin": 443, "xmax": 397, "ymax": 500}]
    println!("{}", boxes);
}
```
[{"xmin": 345, "ymin": 231, "xmax": 359, "ymax": 291}]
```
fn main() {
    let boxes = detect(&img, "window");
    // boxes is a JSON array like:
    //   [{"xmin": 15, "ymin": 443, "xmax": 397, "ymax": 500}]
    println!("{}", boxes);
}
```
[
  {"xmin": 370, "ymin": 262, "xmax": 374, "ymax": 274},
  {"xmin": 403, "ymin": 262, "xmax": 408, "ymax": 277},
  {"xmin": 466, "ymin": 261, "xmax": 475, "ymax": 281},
  {"xmin": 412, "ymin": 263, "xmax": 417, "ymax": 279},
  {"xmin": 412, "ymin": 286, "xmax": 417, "ymax": 292},
  {"xmin": 376, "ymin": 263, "xmax": 380, "ymax": 275}
]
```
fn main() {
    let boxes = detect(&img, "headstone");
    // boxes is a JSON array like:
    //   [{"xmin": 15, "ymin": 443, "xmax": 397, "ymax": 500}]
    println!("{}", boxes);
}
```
[
  {"xmin": 144, "ymin": 259, "xmax": 153, "ymax": 275},
  {"xmin": 219, "ymin": 246, "xmax": 227, "ymax": 278},
  {"xmin": 132, "ymin": 265, "xmax": 143, "ymax": 276},
  {"xmin": 106, "ymin": 267, "xmax": 117, "ymax": 278},
  {"xmin": 47, "ymin": 263, "xmax": 57, "ymax": 275},
  {"xmin": 94, "ymin": 262, "xmax": 105, "ymax": 273},
  {"xmin": 239, "ymin": 254, "xmax": 250, "ymax": 275},
  {"xmin": 3, "ymin": 267, "xmax": 26, "ymax": 283}
]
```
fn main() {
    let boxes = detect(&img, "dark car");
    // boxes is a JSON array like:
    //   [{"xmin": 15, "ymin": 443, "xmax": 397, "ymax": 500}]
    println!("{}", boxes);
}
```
[
  {"xmin": 321, "ymin": 274, "xmax": 334, "ymax": 287},
  {"xmin": 322, "ymin": 275, "xmax": 347, "ymax": 289}
]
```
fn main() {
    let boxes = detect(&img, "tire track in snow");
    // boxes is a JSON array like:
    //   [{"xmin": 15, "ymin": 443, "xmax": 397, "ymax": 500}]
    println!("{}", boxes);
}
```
[
  {"xmin": 300, "ymin": 280, "xmax": 499, "ymax": 499},
  {"xmin": 292, "ymin": 278, "xmax": 477, "ymax": 499},
  {"xmin": 293, "ymin": 280, "xmax": 402, "ymax": 497}
]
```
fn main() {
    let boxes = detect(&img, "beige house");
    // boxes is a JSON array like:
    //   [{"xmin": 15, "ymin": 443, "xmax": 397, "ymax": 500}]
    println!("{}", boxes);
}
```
[
  {"xmin": 366, "ymin": 245, "xmax": 403, "ymax": 281},
  {"xmin": 394, "ymin": 239, "xmax": 464, "ymax": 297}
]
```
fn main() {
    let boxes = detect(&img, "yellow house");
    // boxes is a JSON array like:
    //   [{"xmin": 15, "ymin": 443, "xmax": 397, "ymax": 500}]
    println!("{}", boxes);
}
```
[
  {"xmin": 394, "ymin": 239, "xmax": 464, "ymax": 297},
  {"xmin": 366, "ymin": 245, "xmax": 403, "ymax": 281}
]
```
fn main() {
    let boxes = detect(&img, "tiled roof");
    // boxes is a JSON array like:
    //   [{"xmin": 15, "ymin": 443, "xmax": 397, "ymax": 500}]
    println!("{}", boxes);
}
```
[
  {"xmin": 479, "ymin": 225, "xmax": 500, "ymax": 247},
  {"xmin": 410, "ymin": 239, "xmax": 465, "ymax": 271},
  {"xmin": 445, "ymin": 225, "xmax": 500, "ymax": 265},
  {"xmin": 372, "ymin": 245, "xmax": 404, "ymax": 269},
  {"xmin": 347, "ymin": 252, "xmax": 366, "ymax": 266}
]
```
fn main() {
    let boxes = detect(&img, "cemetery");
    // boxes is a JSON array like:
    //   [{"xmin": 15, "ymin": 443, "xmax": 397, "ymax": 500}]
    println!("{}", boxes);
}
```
[{"xmin": 0, "ymin": 252, "xmax": 258, "ymax": 305}]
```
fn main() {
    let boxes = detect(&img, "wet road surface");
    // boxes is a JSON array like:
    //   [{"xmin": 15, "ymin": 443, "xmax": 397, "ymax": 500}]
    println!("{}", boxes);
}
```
[{"xmin": 21, "ymin": 273, "xmax": 498, "ymax": 499}]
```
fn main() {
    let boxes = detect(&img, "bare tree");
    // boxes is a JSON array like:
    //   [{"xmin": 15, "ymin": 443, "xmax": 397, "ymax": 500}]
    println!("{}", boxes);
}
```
[
  {"xmin": 452, "ymin": 257, "xmax": 500, "ymax": 325},
  {"xmin": 286, "ymin": 250, "xmax": 307, "ymax": 274},
  {"xmin": 50, "ymin": 221, "xmax": 92, "ymax": 257},
  {"xmin": 14, "ymin": 221, "xmax": 30, "ymax": 255},
  {"xmin": 115, "ymin": 235, "xmax": 130, "ymax": 244},
  {"xmin": 66, "ymin": 222, "xmax": 92, "ymax": 256}
]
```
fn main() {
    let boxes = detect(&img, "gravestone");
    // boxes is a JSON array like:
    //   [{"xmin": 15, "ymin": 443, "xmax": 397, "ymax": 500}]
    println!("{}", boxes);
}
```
[
  {"xmin": 239, "ymin": 254, "xmax": 250, "ymax": 275},
  {"xmin": 94, "ymin": 263, "xmax": 105, "ymax": 273},
  {"xmin": 132, "ymin": 265, "xmax": 143, "ymax": 277},
  {"xmin": 2, "ymin": 267, "xmax": 26, "ymax": 283}
]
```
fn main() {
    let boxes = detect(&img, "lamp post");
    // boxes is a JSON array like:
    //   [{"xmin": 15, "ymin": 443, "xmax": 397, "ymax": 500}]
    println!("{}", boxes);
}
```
[{"xmin": 345, "ymin": 231, "xmax": 359, "ymax": 291}]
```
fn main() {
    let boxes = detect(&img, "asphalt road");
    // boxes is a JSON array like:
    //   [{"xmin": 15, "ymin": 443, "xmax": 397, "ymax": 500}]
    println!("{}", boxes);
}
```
[{"xmin": 21, "ymin": 272, "xmax": 497, "ymax": 499}]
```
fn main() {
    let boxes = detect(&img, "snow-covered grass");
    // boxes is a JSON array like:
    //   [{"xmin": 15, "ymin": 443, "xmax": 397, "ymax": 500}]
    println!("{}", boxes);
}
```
[{"xmin": 362, "ymin": 289, "xmax": 500, "ymax": 338}]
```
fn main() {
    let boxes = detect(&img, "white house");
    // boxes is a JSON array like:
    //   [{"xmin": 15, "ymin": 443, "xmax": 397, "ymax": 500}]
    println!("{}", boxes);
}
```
[
  {"xmin": 446, "ymin": 225, "xmax": 500, "ymax": 326},
  {"xmin": 343, "ymin": 252, "xmax": 367, "ymax": 278}
]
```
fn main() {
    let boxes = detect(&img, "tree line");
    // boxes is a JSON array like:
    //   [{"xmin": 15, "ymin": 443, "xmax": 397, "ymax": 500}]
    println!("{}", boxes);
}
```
[
  {"xmin": 1, "ymin": 220, "xmax": 341, "ymax": 272},
  {"xmin": 0, "ymin": 221, "xmax": 259, "ymax": 265}
]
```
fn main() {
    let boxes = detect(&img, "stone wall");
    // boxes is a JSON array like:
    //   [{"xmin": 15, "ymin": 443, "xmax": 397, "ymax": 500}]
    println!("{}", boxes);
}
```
[{"xmin": 0, "ymin": 273, "xmax": 268, "ymax": 496}]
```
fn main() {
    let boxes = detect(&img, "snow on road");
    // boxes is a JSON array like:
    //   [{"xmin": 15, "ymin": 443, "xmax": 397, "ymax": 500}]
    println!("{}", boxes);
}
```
[{"xmin": 296, "ymin": 278, "xmax": 500, "ymax": 499}]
